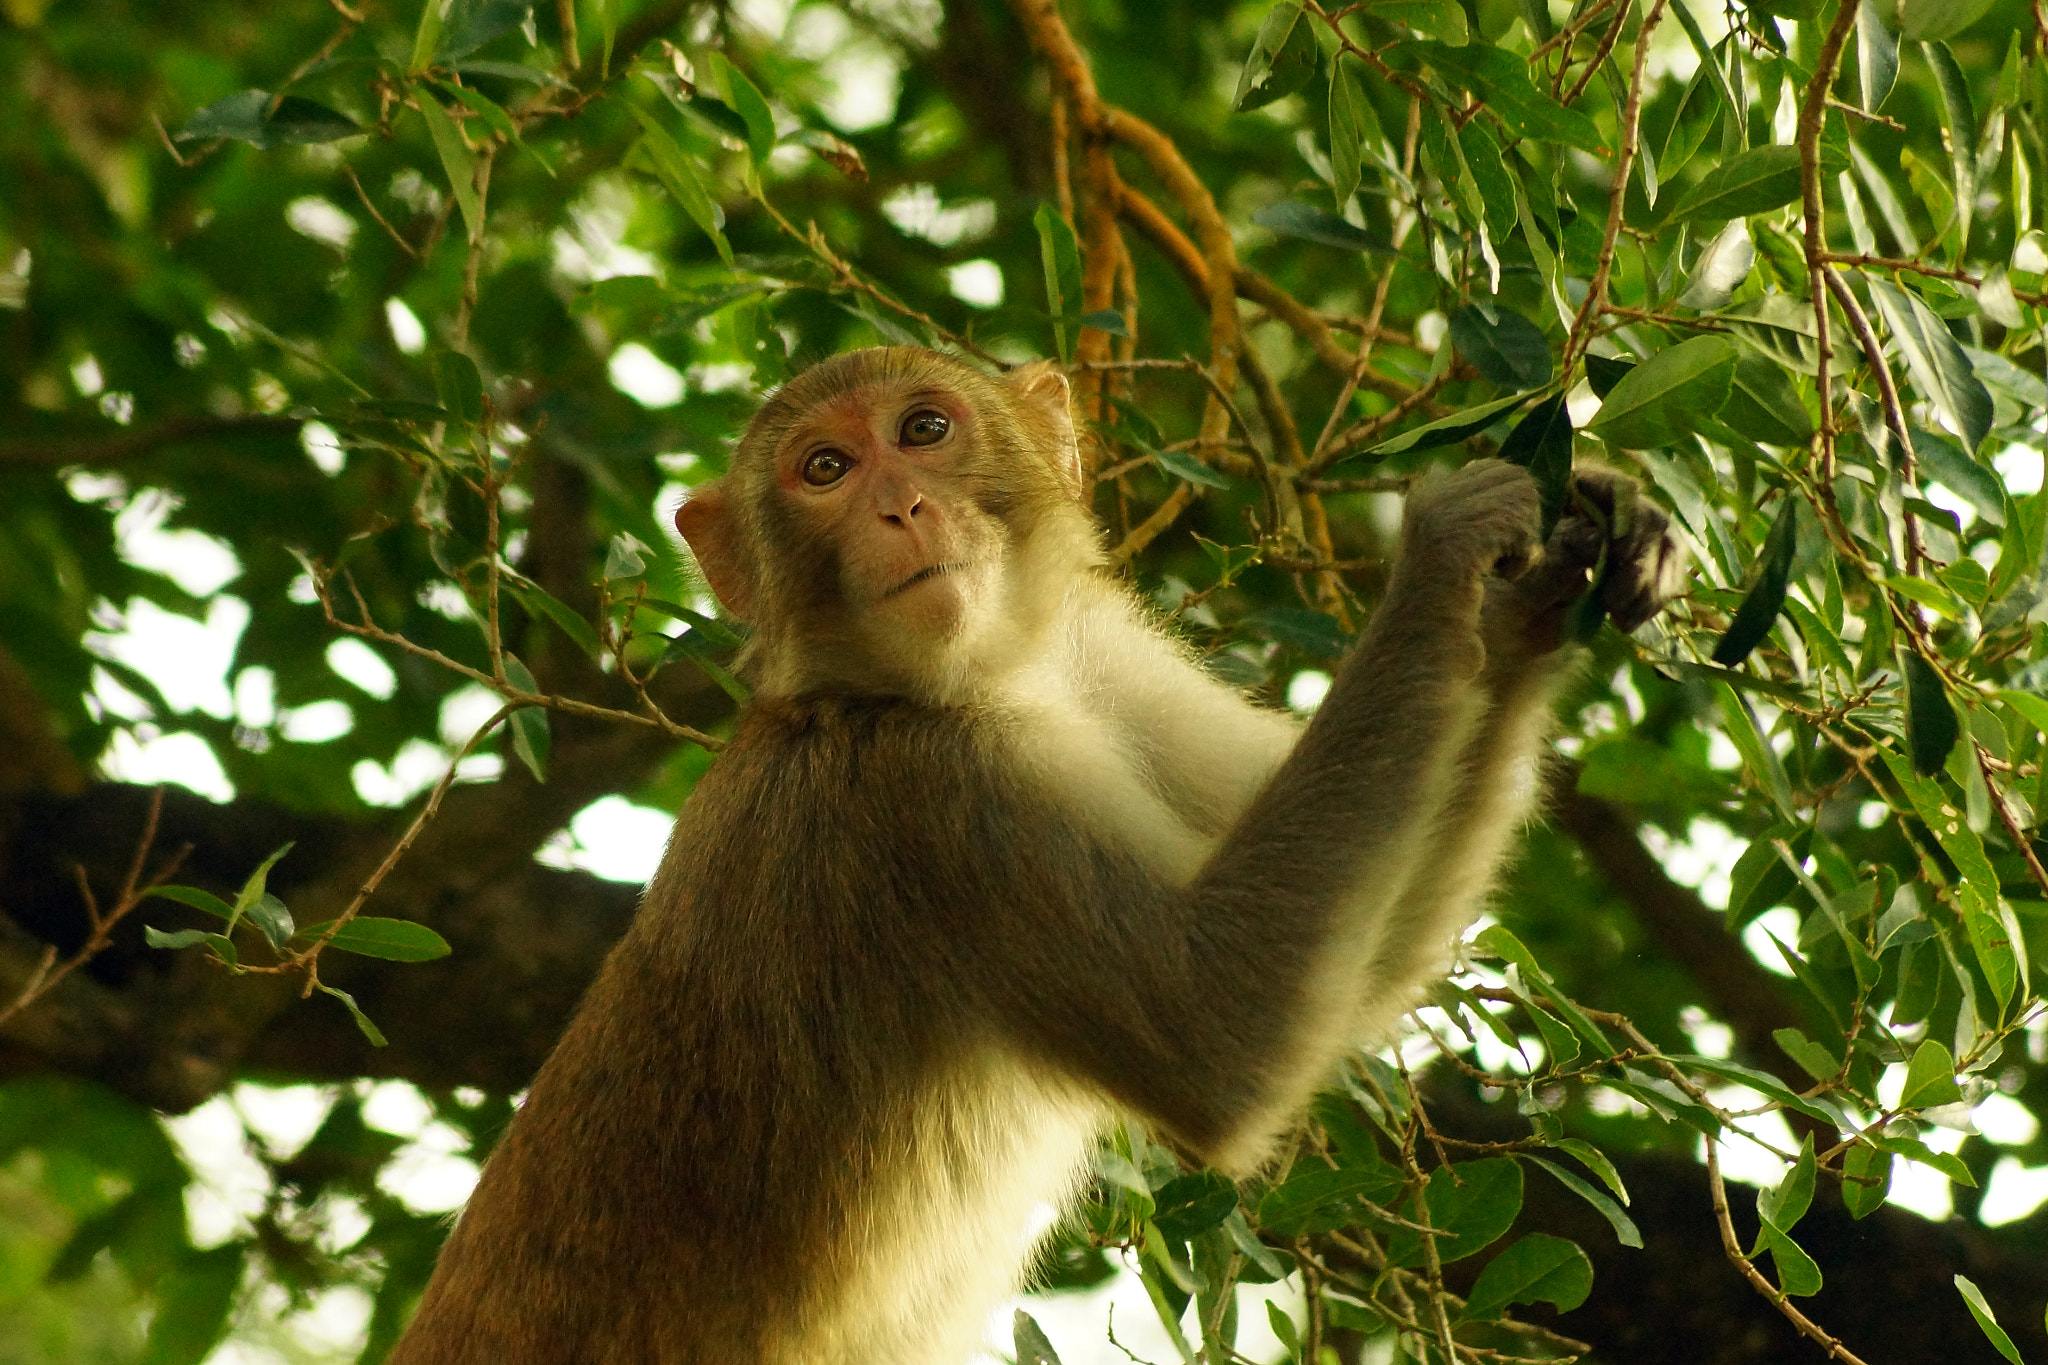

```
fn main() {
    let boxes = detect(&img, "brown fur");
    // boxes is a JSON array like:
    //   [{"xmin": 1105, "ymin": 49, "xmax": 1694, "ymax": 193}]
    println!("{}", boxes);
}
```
[{"xmin": 390, "ymin": 349, "xmax": 1685, "ymax": 1365}]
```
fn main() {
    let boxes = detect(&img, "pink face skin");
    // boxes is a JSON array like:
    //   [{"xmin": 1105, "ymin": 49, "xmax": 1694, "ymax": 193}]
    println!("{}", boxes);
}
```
[{"xmin": 769, "ymin": 385, "xmax": 1006, "ymax": 643}]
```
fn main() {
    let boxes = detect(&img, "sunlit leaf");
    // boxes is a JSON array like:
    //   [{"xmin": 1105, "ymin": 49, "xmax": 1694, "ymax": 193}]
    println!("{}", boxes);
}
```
[{"xmin": 1589, "ymin": 335, "xmax": 1738, "ymax": 449}]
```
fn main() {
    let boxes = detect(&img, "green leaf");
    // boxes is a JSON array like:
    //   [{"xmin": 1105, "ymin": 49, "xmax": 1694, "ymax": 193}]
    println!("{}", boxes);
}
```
[
  {"xmin": 604, "ymin": 531, "xmax": 649, "ymax": 580},
  {"xmin": 1225, "ymin": 1208, "xmax": 1289, "ymax": 1279},
  {"xmin": 1673, "ymin": 1053, "xmax": 1844, "ymax": 1126},
  {"xmin": 1552, "ymin": 1140, "xmax": 1629, "ymax": 1206},
  {"xmin": 1589, "ymin": 335, "xmax": 1738, "ymax": 449},
  {"xmin": 1461, "ymin": 1233, "xmax": 1593, "ymax": 1321},
  {"xmin": 432, "ymin": 350, "xmax": 484, "ymax": 426},
  {"xmin": 1471, "ymin": 925, "xmax": 1614, "ymax": 1052},
  {"xmin": 1900, "ymin": 1038, "xmax": 1964, "ymax": 1109},
  {"xmin": 1922, "ymin": 40, "xmax": 1977, "ymax": 254},
  {"xmin": 147, "ymin": 885, "xmax": 237, "ymax": 923},
  {"xmin": 1999, "ymin": 689, "xmax": 2048, "ymax": 740},
  {"xmin": 1842, "ymin": 1142, "xmax": 1892, "ymax": 1219},
  {"xmin": 1716, "ymin": 684, "xmax": 1797, "ymax": 821},
  {"xmin": 1756, "ymin": 1219, "xmax": 1822, "ymax": 1296},
  {"xmin": 707, "ymin": 51, "xmax": 776, "ymax": 166},
  {"xmin": 1448, "ymin": 303, "xmax": 1551, "ymax": 390},
  {"xmin": 296, "ymin": 916, "xmax": 452, "ymax": 962},
  {"xmin": 141, "ymin": 1245, "xmax": 245, "ymax": 1365},
  {"xmin": 1250, "ymin": 200, "xmax": 1396, "ymax": 253},
  {"xmin": 411, "ymin": 0, "xmax": 448, "ymax": 73},
  {"xmin": 1387, "ymin": 1158, "xmax": 1523, "ymax": 1266},
  {"xmin": 1856, "ymin": 0, "xmax": 1899, "ymax": 111},
  {"xmin": 1456, "ymin": 119, "xmax": 1518, "ymax": 240},
  {"xmin": 1902, "ymin": 650, "xmax": 1960, "ymax": 777},
  {"xmin": 660, "ymin": 629, "xmax": 750, "ymax": 703},
  {"xmin": 1899, "ymin": 0, "xmax": 1996, "ymax": 41},
  {"xmin": 319, "ymin": 984, "xmax": 388, "ymax": 1047},
  {"xmin": 1978, "ymin": 266, "xmax": 2024, "ymax": 328},
  {"xmin": 1496, "ymin": 394, "xmax": 1572, "ymax": 533},
  {"xmin": 1679, "ymin": 219, "xmax": 1754, "ymax": 311},
  {"xmin": 1914, "ymin": 430, "xmax": 2004, "ymax": 523},
  {"xmin": 1266, "ymin": 1301, "xmax": 1301, "ymax": 1357},
  {"xmin": 1665, "ymin": 143, "xmax": 1843, "ymax": 224},
  {"xmin": 1234, "ymin": 3, "xmax": 1318, "ymax": 111},
  {"xmin": 1152, "ymin": 446, "xmax": 1231, "ymax": 489},
  {"xmin": 1874, "ymin": 1133, "xmax": 1978, "ymax": 1186},
  {"xmin": 244, "ymin": 893, "xmax": 295, "ymax": 952},
  {"xmin": 1365, "ymin": 391, "xmax": 1532, "ymax": 456},
  {"xmin": 1584, "ymin": 354, "xmax": 1634, "ymax": 398},
  {"xmin": 1523, "ymin": 1155, "xmax": 1643, "ymax": 1248},
  {"xmin": 1879, "ymin": 750, "xmax": 1998, "ymax": 891},
  {"xmin": 1374, "ymin": 0, "xmax": 1469, "ymax": 43},
  {"xmin": 1257, "ymin": 1166, "xmax": 1400, "ymax": 1236},
  {"xmin": 626, "ymin": 102, "xmax": 733, "ymax": 266},
  {"xmin": 1758, "ymin": 1135, "xmax": 1816, "ymax": 1232},
  {"xmin": 1521, "ymin": 997, "xmax": 1583, "ymax": 1070},
  {"xmin": 1719, "ymin": 351, "xmax": 1813, "ymax": 447},
  {"xmin": 1963, "ymin": 889, "xmax": 2021, "ymax": 1017},
  {"xmin": 503, "ymin": 653, "xmax": 550, "ymax": 781},
  {"xmin": 637, "ymin": 599, "xmax": 747, "ymax": 649},
  {"xmin": 1328, "ymin": 58, "xmax": 1370, "ymax": 206},
  {"xmin": 1866, "ymin": 278, "xmax": 1993, "ymax": 452},
  {"xmin": 1773, "ymin": 1027, "xmax": 1841, "ymax": 1083},
  {"xmin": 1884, "ymin": 575, "xmax": 1966, "ymax": 620},
  {"xmin": 438, "ymin": 0, "xmax": 534, "ymax": 62},
  {"xmin": 1034, "ymin": 202, "xmax": 1084, "ymax": 363},
  {"xmin": 1954, "ymin": 1275, "xmax": 2026, "ymax": 1365},
  {"xmin": 1405, "ymin": 42, "xmax": 1602, "ymax": 153},
  {"xmin": 1151, "ymin": 1170, "xmax": 1239, "ymax": 1240},
  {"xmin": 416, "ymin": 96, "xmax": 483, "ymax": 243},
  {"xmin": 1711, "ymin": 494, "xmax": 1797, "ymax": 666},
  {"xmin": 506, "ymin": 579, "xmax": 602, "ymax": 659},
  {"xmin": 143, "ymin": 926, "xmax": 240, "ymax": 966},
  {"xmin": 1242, "ymin": 606, "xmax": 1350, "ymax": 659},
  {"xmin": 1014, "ymin": 1309, "xmax": 1065, "ymax": 1365},
  {"xmin": 177, "ymin": 91, "xmax": 362, "ymax": 149},
  {"xmin": 1658, "ymin": 46, "xmax": 1726, "ymax": 179},
  {"xmin": 434, "ymin": 78, "xmax": 514, "ymax": 144},
  {"xmin": 1079, "ymin": 309, "xmax": 1128, "ymax": 336}
]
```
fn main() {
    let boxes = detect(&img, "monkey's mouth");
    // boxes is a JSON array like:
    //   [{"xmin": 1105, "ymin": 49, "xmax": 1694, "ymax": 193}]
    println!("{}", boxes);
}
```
[{"xmin": 886, "ymin": 562, "xmax": 965, "ymax": 597}]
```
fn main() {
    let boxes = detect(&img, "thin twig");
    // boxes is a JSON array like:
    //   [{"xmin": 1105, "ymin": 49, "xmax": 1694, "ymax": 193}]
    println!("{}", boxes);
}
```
[
  {"xmin": 1561, "ymin": 0, "xmax": 1669, "ymax": 375},
  {"xmin": 346, "ymin": 164, "xmax": 421, "ymax": 259},
  {"xmin": 0, "ymin": 789, "xmax": 188, "ymax": 1026},
  {"xmin": 1705, "ymin": 1141, "xmax": 1874, "ymax": 1365}
]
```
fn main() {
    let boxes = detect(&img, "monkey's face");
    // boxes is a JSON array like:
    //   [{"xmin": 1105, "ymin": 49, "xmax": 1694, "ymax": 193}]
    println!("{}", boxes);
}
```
[
  {"xmin": 766, "ymin": 381, "xmax": 1012, "ymax": 651},
  {"xmin": 677, "ymin": 348, "xmax": 1097, "ymax": 700}
]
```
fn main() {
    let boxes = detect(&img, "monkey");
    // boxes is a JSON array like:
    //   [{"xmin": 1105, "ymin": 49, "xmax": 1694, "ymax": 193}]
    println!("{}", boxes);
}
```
[{"xmin": 388, "ymin": 346, "xmax": 1687, "ymax": 1365}]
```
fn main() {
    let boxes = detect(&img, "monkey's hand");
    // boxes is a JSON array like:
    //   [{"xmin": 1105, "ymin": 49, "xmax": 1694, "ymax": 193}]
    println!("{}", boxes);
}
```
[
  {"xmin": 1479, "ymin": 465, "xmax": 1690, "ymax": 668},
  {"xmin": 1398, "ymin": 458, "xmax": 1544, "ymax": 598}
]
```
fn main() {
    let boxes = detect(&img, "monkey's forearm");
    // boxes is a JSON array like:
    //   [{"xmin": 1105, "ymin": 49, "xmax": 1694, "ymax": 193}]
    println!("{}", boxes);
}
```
[{"xmin": 1353, "ymin": 654, "xmax": 1574, "ymax": 1030}]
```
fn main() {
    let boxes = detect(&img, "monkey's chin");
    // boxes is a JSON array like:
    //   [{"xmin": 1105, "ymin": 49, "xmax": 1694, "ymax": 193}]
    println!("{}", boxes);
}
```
[{"xmin": 881, "ymin": 573, "xmax": 972, "ymax": 641}]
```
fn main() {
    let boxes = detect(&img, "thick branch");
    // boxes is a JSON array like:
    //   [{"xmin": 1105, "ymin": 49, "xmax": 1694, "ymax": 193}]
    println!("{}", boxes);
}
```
[{"xmin": 0, "ymin": 414, "xmax": 302, "ymax": 467}]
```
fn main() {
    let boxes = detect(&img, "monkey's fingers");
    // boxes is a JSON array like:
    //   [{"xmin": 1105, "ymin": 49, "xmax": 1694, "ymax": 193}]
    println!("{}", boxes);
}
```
[{"xmin": 1601, "ymin": 504, "xmax": 1690, "ymax": 631}]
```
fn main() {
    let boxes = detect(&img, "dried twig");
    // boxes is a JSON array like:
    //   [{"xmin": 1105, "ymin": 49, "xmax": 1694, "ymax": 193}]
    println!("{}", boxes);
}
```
[{"xmin": 0, "ymin": 788, "xmax": 188, "ymax": 1026}]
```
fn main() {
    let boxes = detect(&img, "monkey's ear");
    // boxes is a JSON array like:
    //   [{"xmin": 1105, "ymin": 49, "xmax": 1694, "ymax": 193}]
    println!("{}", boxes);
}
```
[
  {"xmin": 1008, "ymin": 362, "xmax": 1084, "ymax": 497},
  {"xmin": 674, "ymin": 482, "xmax": 754, "ymax": 620}
]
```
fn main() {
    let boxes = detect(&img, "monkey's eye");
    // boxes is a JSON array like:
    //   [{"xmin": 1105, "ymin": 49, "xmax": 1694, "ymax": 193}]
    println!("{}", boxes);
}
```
[
  {"xmin": 899, "ymin": 409, "xmax": 951, "ymax": 447},
  {"xmin": 801, "ymin": 448, "xmax": 854, "ymax": 487}
]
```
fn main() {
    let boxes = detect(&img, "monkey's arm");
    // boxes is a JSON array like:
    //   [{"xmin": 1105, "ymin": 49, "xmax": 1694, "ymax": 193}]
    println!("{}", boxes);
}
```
[
  {"xmin": 1352, "ymin": 476, "xmax": 1691, "ymax": 1024},
  {"xmin": 983, "ymin": 462, "xmax": 1542, "ymax": 1171}
]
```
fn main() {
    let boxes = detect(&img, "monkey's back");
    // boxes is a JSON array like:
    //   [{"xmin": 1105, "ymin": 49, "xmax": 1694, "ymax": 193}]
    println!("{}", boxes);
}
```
[{"xmin": 389, "ymin": 694, "xmax": 1106, "ymax": 1365}]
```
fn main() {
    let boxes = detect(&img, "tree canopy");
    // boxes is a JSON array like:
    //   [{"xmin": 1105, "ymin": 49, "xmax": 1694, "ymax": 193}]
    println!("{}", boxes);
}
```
[{"xmin": 4, "ymin": 0, "xmax": 2048, "ymax": 1362}]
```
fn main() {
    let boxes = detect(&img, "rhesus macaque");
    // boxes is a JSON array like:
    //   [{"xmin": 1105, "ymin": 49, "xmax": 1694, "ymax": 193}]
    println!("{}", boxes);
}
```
[{"xmin": 391, "ymin": 347, "xmax": 1685, "ymax": 1365}]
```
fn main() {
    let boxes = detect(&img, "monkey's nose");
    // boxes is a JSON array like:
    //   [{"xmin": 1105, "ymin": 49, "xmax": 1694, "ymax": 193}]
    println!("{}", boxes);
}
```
[{"xmin": 881, "ymin": 493, "xmax": 924, "ymax": 527}]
